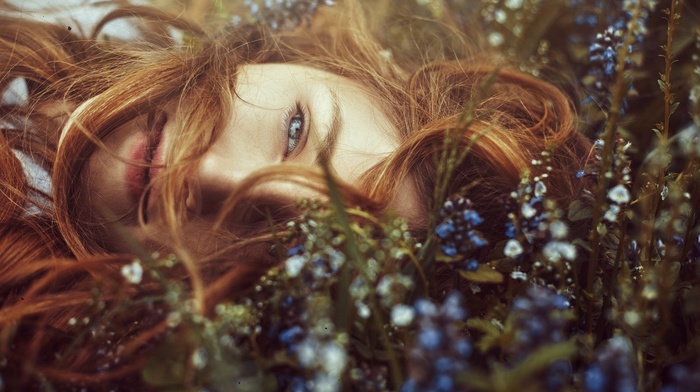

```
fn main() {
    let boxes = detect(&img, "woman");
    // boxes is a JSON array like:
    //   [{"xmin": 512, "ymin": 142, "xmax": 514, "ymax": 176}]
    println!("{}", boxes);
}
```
[{"xmin": 0, "ymin": 0, "xmax": 590, "ymax": 389}]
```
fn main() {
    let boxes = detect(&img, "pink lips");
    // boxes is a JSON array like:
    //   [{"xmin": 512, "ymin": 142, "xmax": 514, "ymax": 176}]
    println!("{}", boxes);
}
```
[{"xmin": 125, "ymin": 114, "xmax": 166, "ymax": 209}]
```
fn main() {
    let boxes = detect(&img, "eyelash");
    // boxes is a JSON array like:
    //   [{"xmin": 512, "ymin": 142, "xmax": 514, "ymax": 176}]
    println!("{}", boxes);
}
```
[{"xmin": 283, "ymin": 102, "xmax": 308, "ymax": 158}]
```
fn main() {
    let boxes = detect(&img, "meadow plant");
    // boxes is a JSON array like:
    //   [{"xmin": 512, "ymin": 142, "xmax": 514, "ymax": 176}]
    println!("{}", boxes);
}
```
[{"xmin": 3, "ymin": 0, "xmax": 700, "ymax": 391}]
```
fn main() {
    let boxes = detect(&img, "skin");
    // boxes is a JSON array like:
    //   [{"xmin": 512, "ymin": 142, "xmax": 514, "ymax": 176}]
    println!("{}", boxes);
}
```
[{"xmin": 60, "ymin": 63, "xmax": 421, "ymax": 254}]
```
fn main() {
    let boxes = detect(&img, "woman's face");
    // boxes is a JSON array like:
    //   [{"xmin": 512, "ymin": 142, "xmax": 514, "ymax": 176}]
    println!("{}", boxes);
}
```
[{"xmin": 62, "ymin": 64, "xmax": 419, "ymax": 254}]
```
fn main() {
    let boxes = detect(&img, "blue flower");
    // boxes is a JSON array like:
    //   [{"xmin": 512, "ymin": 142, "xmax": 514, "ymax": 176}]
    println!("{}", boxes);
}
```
[
  {"xmin": 505, "ymin": 222, "xmax": 517, "ymax": 238},
  {"xmin": 404, "ymin": 293, "xmax": 471, "ymax": 390},
  {"xmin": 288, "ymin": 245, "xmax": 305, "ymax": 256},
  {"xmin": 441, "ymin": 245, "xmax": 458, "ymax": 257},
  {"xmin": 418, "ymin": 328, "xmax": 443, "ymax": 351},
  {"xmin": 435, "ymin": 221, "xmax": 456, "ymax": 239},
  {"xmin": 583, "ymin": 336, "xmax": 637, "ymax": 392},
  {"xmin": 279, "ymin": 325, "xmax": 304, "ymax": 345},
  {"xmin": 400, "ymin": 378, "xmax": 418, "ymax": 392},
  {"xmin": 463, "ymin": 210, "xmax": 484, "ymax": 226},
  {"xmin": 432, "ymin": 374, "xmax": 454, "ymax": 391},
  {"xmin": 584, "ymin": 364, "xmax": 607, "ymax": 392},
  {"xmin": 434, "ymin": 357, "xmax": 454, "ymax": 373},
  {"xmin": 468, "ymin": 231, "xmax": 488, "ymax": 248},
  {"xmin": 465, "ymin": 259, "xmax": 479, "ymax": 272},
  {"xmin": 455, "ymin": 340, "xmax": 472, "ymax": 358}
]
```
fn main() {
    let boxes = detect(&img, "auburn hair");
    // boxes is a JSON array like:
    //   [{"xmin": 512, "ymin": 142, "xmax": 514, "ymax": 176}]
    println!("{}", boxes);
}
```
[{"xmin": 0, "ymin": 1, "xmax": 590, "ymax": 389}]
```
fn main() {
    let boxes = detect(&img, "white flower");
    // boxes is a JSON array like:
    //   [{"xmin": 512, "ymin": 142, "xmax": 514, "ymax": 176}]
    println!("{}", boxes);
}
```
[
  {"xmin": 494, "ymin": 9, "xmax": 507, "ymax": 23},
  {"xmin": 558, "ymin": 242, "xmax": 577, "ymax": 261},
  {"xmin": 378, "ymin": 49, "xmax": 392, "ymax": 61},
  {"xmin": 604, "ymin": 204, "xmax": 621, "ymax": 222},
  {"xmin": 543, "ymin": 242, "xmax": 561, "ymax": 262},
  {"xmin": 391, "ymin": 304, "xmax": 415, "ymax": 327},
  {"xmin": 376, "ymin": 275, "xmax": 393, "ymax": 298},
  {"xmin": 534, "ymin": 181, "xmax": 547, "ymax": 197},
  {"xmin": 296, "ymin": 338, "xmax": 319, "ymax": 367},
  {"xmin": 285, "ymin": 255, "xmax": 306, "ymax": 277},
  {"xmin": 510, "ymin": 270, "xmax": 527, "ymax": 280},
  {"xmin": 504, "ymin": 239, "xmax": 524, "ymax": 258},
  {"xmin": 543, "ymin": 241, "xmax": 577, "ymax": 262},
  {"xmin": 488, "ymin": 32, "xmax": 504, "ymax": 47},
  {"xmin": 690, "ymin": 85, "xmax": 700, "ymax": 105},
  {"xmin": 313, "ymin": 373, "xmax": 341, "ymax": 392},
  {"xmin": 355, "ymin": 300, "xmax": 371, "ymax": 319},
  {"xmin": 321, "ymin": 342, "xmax": 348, "ymax": 378},
  {"xmin": 166, "ymin": 311, "xmax": 182, "ymax": 328},
  {"xmin": 549, "ymin": 220, "xmax": 569, "ymax": 240},
  {"xmin": 505, "ymin": 0, "xmax": 523, "ymax": 9},
  {"xmin": 191, "ymin": 348, "xmax": 208, "ymax": 370},
  {"xmin": 624, "ymin": 311, "xmax": 641, "ymax": 327},
  {"xmin": 521, "ymin": 203, "xmax": 537, "ymax": 219},
  {"xmin": 608, "ymin": 184, "xmax": 631, "ymax": 204},
  {"xmin": 121, "ymin": 260, "xmax": 143, "ymax": 284}
]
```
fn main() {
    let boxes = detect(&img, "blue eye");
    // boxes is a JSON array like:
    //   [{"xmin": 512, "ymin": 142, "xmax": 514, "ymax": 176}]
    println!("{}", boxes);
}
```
[
  {"xmin": 287, "ymin": 113, "xmax": 303, "ymax": 155},
  {"xmin": 284, "ymin": 103, "xmax": 307, "ymax": 158}
]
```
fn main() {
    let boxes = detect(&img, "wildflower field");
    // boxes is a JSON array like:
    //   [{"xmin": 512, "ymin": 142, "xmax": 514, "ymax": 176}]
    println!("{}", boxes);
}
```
[{"xmin": 13, "ymin": 0, "xmax": 700, "ymax": 391}]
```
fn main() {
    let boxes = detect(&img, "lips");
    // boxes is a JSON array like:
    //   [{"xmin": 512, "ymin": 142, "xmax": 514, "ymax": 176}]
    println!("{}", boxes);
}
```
[{"xmin": 125, "ymin": 113, "xmax": 167, "ymax": 211}]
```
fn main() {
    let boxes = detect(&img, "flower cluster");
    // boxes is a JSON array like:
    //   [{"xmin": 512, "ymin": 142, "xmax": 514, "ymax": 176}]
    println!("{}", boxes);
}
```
[
  {"xmin": 434, "ymin": 196, "xmax": 488, "ymax": 270},
  {"xmin": 507, "ymin": 285, "xmax": 573, "ymax": 361},
  {"xmin": 577, "ymin": 0, "xmax": 656, "ymax": 134},
  {"xmin": 575, "ymin": 136, "xmax": 634, "ymax": 246},
  {"xmin": 401, "ymin": 292, "xmax": 472, "ymax": 392},
  {"xmin": 661, "ymin": 361, "xmax": 700, "ymax": 392},
  {"xmin": 585, "ymin": 25, "xmax": 630, "ymax": 110},
  {"xmin": 504, "ymin": 155, "xmax": 577, "ymax": 285},
  {"xmin": 583, "ymin": 336, "xmax": 637, "ymax": 392},
  {"xmin": 243, "ymin": 0, "xmax": 335, "ymax": 30}
]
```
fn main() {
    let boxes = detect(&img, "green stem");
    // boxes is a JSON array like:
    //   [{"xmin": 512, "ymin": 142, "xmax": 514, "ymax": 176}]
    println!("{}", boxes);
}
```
[
  {"xmin": 653, "ymin": 0, "xmax": 682, "ymax": 373},
  {"xmin": 370, "ymin": 299, "xmax": 403, "ymax": 389},
  {"xmin": 585, "ymin": 3, "xmax": 643, "ymax": 334},
  {"xmin": 320, "ymin": 157, "xmax": 362, "ymax": 334}
]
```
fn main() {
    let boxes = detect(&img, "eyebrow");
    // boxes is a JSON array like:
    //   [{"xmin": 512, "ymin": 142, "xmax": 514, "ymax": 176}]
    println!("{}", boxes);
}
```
[{"xmin": 314, "ymin": 87, "xmax": 343, "ymax": 166}]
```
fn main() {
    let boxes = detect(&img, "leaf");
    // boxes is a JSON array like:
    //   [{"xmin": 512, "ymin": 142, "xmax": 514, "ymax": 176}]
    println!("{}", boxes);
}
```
[
  {"xmin": 466, "ymin": 318, "xmax": 507, "ymax": 353},
  {"xmin": 670, "ymin": 101, "xmax": 680, "ymax": 115},
  {"xmin": 652, "ymin": 128, "xmax": 663, "ymax": 140},
  {"xmin": 657, "ymin": 78, "xmax": 668, "ymax": 91},
  {"xmin": 496, "ymin": 339, "xmax": 578, "ymax": 391},
  {"xmin": 466, "ymin": 318, "xmax": 502, "ymax": 337},
  {"xmin": 596, "ymin": 223, "xmax": 607, "ymax": 236},
  {"xmin": 567, "ymin": 199, "xmax": 593, "ymax": 222},
  {"xmin": 572, "ymin": 238, "xmax": 592, "ymax": 252},
  {"xmin": 459, "ymin": 265, "xmax": 504, "ymax": 284},
  {"xmin": 435, "ymin": 251, "xmax": 462, "ymax": 263},
  {"xmin": 455, "ymin": 369, "xmax": 493, "ymax": 391}
]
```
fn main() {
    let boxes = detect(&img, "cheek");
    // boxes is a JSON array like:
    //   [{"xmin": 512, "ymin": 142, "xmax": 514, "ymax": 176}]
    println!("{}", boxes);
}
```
[
  {"xmin": 81, "ymin": 133, "xmax": 136, "ymax": 218},
  {"xmin": 333, "ymin": 99, "xmax": 398, "ymax": 185}
]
